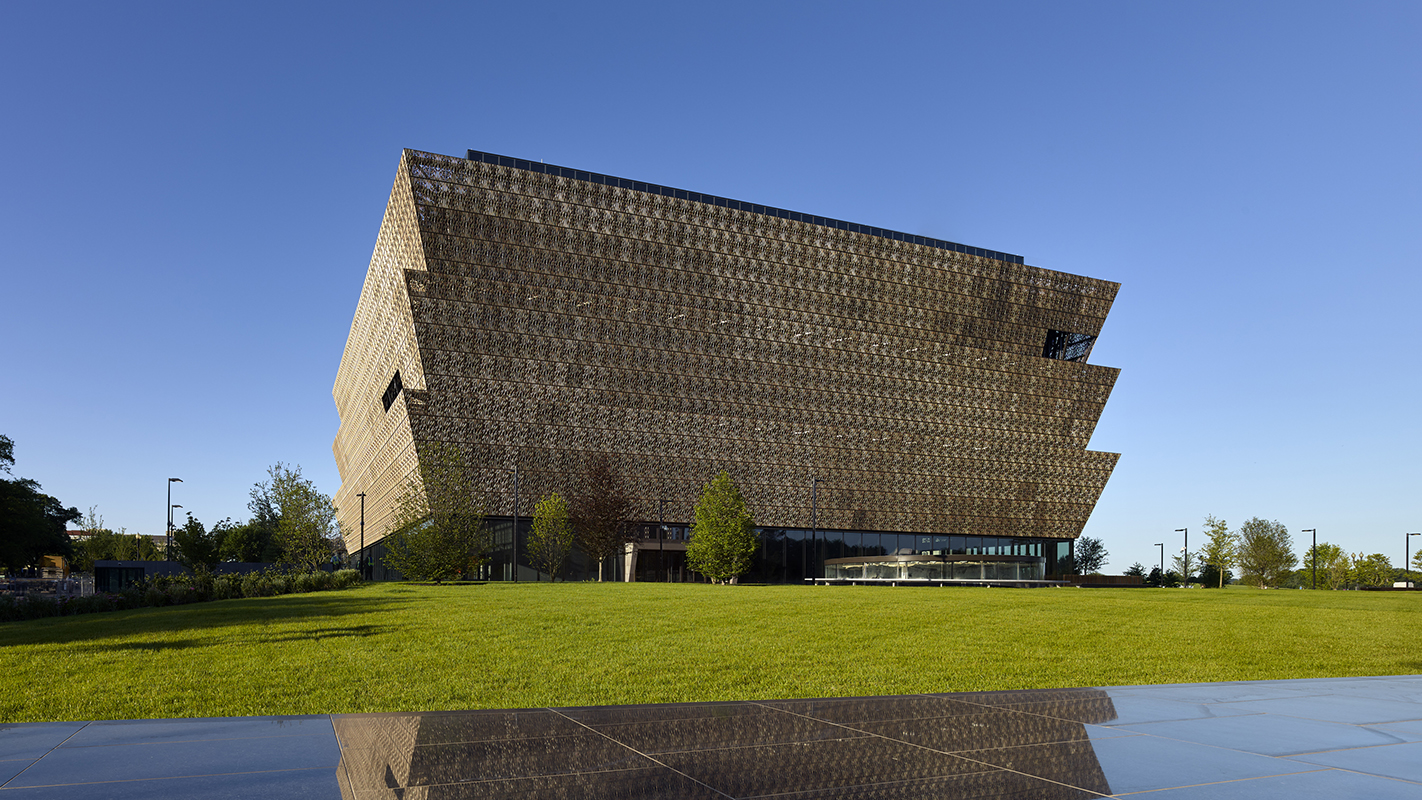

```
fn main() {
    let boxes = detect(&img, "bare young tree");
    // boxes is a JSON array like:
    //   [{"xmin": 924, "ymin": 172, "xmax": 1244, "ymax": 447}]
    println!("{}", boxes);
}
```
[
  {"xmin": 570, "ymin": 453, "xmax": 634, "ymax": 581},
  {"xmin": 1198, "ymin": 515, "xmax": 1235, "ymax": 589}
]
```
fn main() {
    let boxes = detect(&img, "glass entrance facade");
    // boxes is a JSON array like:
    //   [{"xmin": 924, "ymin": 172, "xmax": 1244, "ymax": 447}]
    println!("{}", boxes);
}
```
[
  {"xmin": 823, "ymin": 555, "xmax": 1046, "ymax": 582},
  {"xmin": 346, "ymin": 519, "xmax": 1074, "ymax": 584}
]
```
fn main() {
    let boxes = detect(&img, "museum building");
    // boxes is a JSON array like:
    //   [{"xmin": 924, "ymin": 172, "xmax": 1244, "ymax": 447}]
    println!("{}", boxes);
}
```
[{"xmin": 332, "ymin": 149, "xmax": 1120, "ymax": 583}]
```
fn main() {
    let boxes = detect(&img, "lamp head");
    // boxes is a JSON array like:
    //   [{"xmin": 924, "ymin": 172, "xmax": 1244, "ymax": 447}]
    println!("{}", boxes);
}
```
[{"xmin": 169, "ymin": 477, "xmax": 183, "ymax": 483}]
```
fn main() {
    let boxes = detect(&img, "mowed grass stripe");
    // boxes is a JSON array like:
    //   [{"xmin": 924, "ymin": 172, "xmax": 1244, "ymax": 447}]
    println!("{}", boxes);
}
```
[{"xmin": 1, "ymin": 583, "xmax": 1417, "ymax": 722}]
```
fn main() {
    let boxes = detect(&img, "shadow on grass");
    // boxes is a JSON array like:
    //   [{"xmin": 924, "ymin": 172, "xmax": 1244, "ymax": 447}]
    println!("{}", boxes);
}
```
[
  {"xmin": 67, "ymin": 623, "xmax": 395, "ymax": 653},
  {"xmin": 1, "ymin": 591, "xmax": 413, "ymax": 646}
]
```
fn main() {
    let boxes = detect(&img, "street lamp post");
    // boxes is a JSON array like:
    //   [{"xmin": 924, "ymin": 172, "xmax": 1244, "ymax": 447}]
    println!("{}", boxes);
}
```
[
  {"xmin": 357, "ymin": 492, "xmax": 366, "ymax": 580},
  {"xmin": 1175, "ymin": 528, "xmax": 1188, "ymax": 587},
  {"xmin": 169, "ymin": 505, "xmax": 183, "ymax": 560},
  {"xmin": 1407, "ymin": 533, "xmax": 1420, "ymax": 588},
  {"xmin": 1301, "ymin": 529, "xmax": 1317, "ymax": 589},
  {"xmin": 166, "ymin": 477, "xmax": 183, "ymax": 561},
  {"xmin": 810, "ymin": 477, "xmax": 823, "ymax": 581},
  {"xmin": 1154, "ymin": 542, "xmax": 1164, "ymax": 587}
]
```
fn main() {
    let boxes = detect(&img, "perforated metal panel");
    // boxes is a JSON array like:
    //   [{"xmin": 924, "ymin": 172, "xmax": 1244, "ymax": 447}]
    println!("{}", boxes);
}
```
[{"xmin": 333, "ymin": 149, "xmax": 1120, "ymax": 559}]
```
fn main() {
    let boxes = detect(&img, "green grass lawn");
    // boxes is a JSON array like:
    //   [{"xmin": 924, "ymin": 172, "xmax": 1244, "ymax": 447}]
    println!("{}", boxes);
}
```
[{"xmin": 1, "ymin": 582, "xmax": 1417, "ymax": 723}]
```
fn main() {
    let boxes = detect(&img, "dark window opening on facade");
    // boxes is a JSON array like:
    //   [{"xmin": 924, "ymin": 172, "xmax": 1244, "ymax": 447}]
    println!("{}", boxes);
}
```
[
  {"xmin": 1042, "ymin": 330, "xmax": 1096, "ymax": 362},
  {"xmin": 382, "ymin": 371, "xmax": 403, "ymax": 412}
]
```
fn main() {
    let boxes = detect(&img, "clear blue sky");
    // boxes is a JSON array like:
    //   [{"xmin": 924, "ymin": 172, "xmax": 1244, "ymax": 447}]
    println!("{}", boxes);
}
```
[{"xmin": 3, "ymin": 1, "xmax": 1418, "ymax": 571}]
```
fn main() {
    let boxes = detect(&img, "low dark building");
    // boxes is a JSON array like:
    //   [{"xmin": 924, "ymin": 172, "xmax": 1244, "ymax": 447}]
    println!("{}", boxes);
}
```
[{"xmin": 92, "ymin": 561, "xmax": 273, "ymax": 593}]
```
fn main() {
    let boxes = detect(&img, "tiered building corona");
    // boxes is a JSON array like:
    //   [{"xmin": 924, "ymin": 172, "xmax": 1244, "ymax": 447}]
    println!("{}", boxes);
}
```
[{"xmin": 332, "ymin": 149, "xmax": 1120, "ymax": 582}]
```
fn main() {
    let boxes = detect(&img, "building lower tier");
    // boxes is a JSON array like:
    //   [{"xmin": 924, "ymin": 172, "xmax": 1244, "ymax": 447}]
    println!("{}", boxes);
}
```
[{"xmin": 351, "ymin": 516, "xmax": 1079, "ymax": 583}]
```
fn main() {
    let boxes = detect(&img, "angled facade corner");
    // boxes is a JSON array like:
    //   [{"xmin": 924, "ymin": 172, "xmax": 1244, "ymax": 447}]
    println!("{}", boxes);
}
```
[{"xmin": 332, "ymin": 152, "xmax": 430, "ymax": 553}]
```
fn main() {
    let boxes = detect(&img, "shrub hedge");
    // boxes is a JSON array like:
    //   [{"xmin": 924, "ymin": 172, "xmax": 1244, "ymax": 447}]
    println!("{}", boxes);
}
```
[{"xmin": 0, "ymin": 569, "xmax": 362, "ymax": 623}]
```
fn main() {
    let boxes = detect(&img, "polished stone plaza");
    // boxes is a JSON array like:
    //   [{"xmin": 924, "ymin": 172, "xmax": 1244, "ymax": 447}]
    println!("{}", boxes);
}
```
[{"xmin": 3, "ymin": 675, "xmax": 1421, "ymax": 797}]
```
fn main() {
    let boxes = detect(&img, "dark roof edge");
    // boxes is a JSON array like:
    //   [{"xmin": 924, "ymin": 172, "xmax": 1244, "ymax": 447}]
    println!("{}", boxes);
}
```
[{"xmin": 464, "ymin": 149, "xmax": 1025, "ymax": 265}]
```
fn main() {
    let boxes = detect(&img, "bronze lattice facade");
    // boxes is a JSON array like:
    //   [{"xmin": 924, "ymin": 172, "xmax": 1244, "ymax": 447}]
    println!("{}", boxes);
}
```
[{"xmin": 332, "ymin": 148, "xmax": 1120, "ymax": 580}]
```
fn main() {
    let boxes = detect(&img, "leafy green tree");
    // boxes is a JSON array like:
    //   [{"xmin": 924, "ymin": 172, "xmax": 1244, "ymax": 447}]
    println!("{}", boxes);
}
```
[
  {"xmin": 1411, "ymin": 546, "xmax": 1422, "ymax": 576},
  {"xmin": 686, "ymin": 471, "xmax": 756, "ymax": 584},
  {"xmin": 1302, "ymin": 542, "xmax": 1348, "ymax": 590},
  {"xmin": 1170, "ymin": 550, "xmax": 1199, "ymax": 585},
  {"xmin": 1197, "ymin": 562, "xmax": 1233, "ymax": 588},
  {"xmin": 257, "ymin": 463, "xmax": 343, "ymax": 571},
  {"xmin": 1198, "ymin": 515, "xmax": 1235, "ymax": 589},
  {"xmin": 1236, "ymin": 518, "xmax": 1297, "ymax": 588},
  {"xmin": 1123, "ymin": 562, "xmax": 1146, "ymax": 578},
  {"xmin": 1350, "ymin": 553, "xmax": 1392, "ymax": 587},
  {"xmin": 383, "ymin": 444, "xmax": 490, "ymax": 581},
  {"xmin": 69, "ymin": 506, "xmax": 107, "ymax": 572},
  {"xmin": 528, "ymin": 492, "xmax": 575, "ymax": 581},
  {"xmin": 239, "ymin": 478, "xmax": 283, "ymax": 562},
  {"xmin": 0, "ymin": 436, "xmax": 79, "ymax": 574},
  {"xmin": 218, "ymin": 520, "xmax": 277, "ymax": 563},
  {"xmin": 172, "ymin": 515, "xmax": 221, "ymax": 570},
  {"xmin": 1075, "ymin": 536, "xmax": 1108, "ymax": 574},
  {"xmin": 85, "ymin": 529, "xmax": 161, "ymax": 562},
  {"xmin": 69, "ymin": 510, "xmax": 160, "ymax": 570},
  {"xmin": 570, "ymin": 453, "xmax": 634, "ymax": 582}
]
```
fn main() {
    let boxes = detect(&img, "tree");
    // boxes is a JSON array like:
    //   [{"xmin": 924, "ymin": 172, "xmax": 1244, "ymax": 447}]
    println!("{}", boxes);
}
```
[
  {"xmin": 1075, "ymin": 536, "xmax": 1108, "ymax": 574},
  {"xmin": 1302, "ymin": 542, "xmax": 1348, "ymax": 590},
  {"xmin": 258, "ymin": 463, "xmax": 343, "ymax": 572},
  {"xmin": 383, "ymin": 444, "xmax": 491, "ymax": 581},
  {"xmin": 0, "ymin": 436, "xmax": 79, "ymax": 574},
  {"xmin": 1123, "ymin": 562, "xmax": 1146, "ymax": 578},
  {"xmin": 686, "ymin": 471, "xmax": 756, "ymax": 584},
  {"xmin": 1170, "ymin": 550, "xmax": 1199, "ymax": 585},
  {"xmin": 1350, "ymin": 553, "xmax": 1392, "ymax": 587},
  {"xmin": 1413, "ymin": 546, "xmax": 1422, "ymax": 575},
  {"xmin": 1198, "ymin": 515, "xmax": 1235, "ymax": 589},
  {"xmin": 69, "ymin": 508, "xmax": 159, "ymax": 571},
  {"xmin": 219, "ymin": 519, "xmax": 277, "ymax": 563},
  {"xmin": 1145, "ymin": 566, "xmax": 1163, "ymax": 587},
  {"xmin": 528, "ymin": 492, "xmax": 575, "ymax": 581},
  {"xmin": 240, "ymin": 478, "xmax": 284, "ymax": 562},
  {"xmin": 569, "ymin": 453, "xmax": 634, "ymax": 582},
  {"xmin": 1197, "ymin": 562, "xmax": 1233, "ymax": 588},
  {"xmin": 1235, "ymin": 518, "xmax": 1297, "ymax": 589},
  {"xmin": 172, "ymin": 514, "xmax": 221, "ymax": 570}
]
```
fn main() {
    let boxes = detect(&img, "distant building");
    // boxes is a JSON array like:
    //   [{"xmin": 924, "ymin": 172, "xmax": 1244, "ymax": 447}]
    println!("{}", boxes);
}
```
[{"xmin": 333, "ymin": 149, "xmax": 1120, "ymax": 582}]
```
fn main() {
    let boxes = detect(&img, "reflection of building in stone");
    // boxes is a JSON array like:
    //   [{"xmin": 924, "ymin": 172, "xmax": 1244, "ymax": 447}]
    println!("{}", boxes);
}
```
[
  {"xmin": 333, "ymin": 689, "xmax": 1120, "ymax": 797},
  {"xmin": 333, "ymin": 149, "xmax": 1120, "ymax": 583}
]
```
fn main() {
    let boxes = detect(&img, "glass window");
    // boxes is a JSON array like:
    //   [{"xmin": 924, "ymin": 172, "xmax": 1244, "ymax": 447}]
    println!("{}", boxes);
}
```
[
  {"xmin": 860, "ymin": 532, "xmax": 881, "ymax": 556},
  {"xmin": 842, "ymin": 531, "xmax": 861, "ymax": 555}
]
